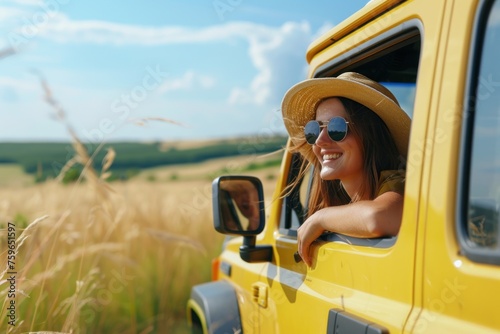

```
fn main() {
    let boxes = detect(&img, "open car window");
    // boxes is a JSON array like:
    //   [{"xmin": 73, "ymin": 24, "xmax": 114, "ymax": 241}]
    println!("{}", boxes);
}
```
[{"xmin": 279, "ymin": 25, "xmax": 420, "ymax": 247}]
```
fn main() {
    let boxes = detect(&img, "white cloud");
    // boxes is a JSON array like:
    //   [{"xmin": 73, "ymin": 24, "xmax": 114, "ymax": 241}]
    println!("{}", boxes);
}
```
[
  {"xmin": 30, "ymin": 18, "xmax": 274, "ymax": 45},
  {"xmin": 314, "ymin": 22, "xmax": 335, "ymax": 40},
  {"xmin": 5, "ymin": 14, "xmax": 323, "ymax": 108},
  {"xmin": 228, "ymin": 21, "xmax": 311, "ymax": 107},
  {"xmin": 0, "ymin": 76, "xmax": 37, "ymax": 93},
  {"xmin": 158, "ymin": 71, "xmax": 216, "ymax": 94},
  {"xmin": 31, "ymin": 18, "xmax": 316, "ymax": 106},
  {"xmin": 32, "ymin": 18, "xmax": 312, "ymax": 107},
  {"xmin": 6, "ymin": 0, "xmax": 44, "ymax": 5},
  {"xmin": 0, "ymin": 7, "xmax": 25, "ymax": 21},
  {"xmin": 0, "ymin": 0, "xmax": 66, "ymax": 24}
]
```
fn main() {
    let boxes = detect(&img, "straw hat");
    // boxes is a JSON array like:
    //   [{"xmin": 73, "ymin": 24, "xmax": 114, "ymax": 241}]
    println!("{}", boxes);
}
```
[{"xmin": 281, "ymin": 72, "xmax": 410, "ymax": 159}]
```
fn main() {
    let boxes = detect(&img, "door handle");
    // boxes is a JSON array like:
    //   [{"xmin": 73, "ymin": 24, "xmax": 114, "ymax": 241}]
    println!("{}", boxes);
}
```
[
  {"xmin": 327, "ymin": 309, "xmax": 389, "ymax": 334},
  {"xmin": 252, "ymin": 282, "xmax": 268, "ymax": 308}
]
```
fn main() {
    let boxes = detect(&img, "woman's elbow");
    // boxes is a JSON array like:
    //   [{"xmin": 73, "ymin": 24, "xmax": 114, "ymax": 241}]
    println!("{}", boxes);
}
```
[{"xmin": 364, "ymin": 206, "xmax": 402, "ymax": 237}]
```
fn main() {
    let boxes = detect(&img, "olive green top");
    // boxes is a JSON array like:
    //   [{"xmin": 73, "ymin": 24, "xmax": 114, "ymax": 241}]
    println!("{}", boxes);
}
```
[{"xmin": 377, "ymin": 170, "xmax": 405, "ymax": 196}]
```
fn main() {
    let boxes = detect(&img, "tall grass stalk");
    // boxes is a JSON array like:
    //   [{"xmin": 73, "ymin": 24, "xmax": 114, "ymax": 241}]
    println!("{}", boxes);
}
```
[
  {"xmin": 0, "ymin": 77, "xmax": 224, "ymax": 333},
  {"xmin": 0, "ymin": 178, "xmax": 223, "ymax": 333}
]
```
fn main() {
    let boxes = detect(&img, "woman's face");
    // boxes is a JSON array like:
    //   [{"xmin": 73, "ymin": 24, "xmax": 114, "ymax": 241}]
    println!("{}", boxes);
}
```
[{"xmin": 312, "ymin": 98, "xmax": 365, "ymax": 187}]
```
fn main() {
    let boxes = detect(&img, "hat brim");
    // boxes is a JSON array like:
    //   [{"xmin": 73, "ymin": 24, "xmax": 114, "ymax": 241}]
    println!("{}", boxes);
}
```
[{"xmin": 281, "ymin": 77, "xmax": 411, "ymax": 159}]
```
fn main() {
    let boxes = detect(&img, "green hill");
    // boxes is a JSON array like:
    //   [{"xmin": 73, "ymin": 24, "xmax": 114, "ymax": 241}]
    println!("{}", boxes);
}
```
[{"xmin": 0, "ymin": 136, "xmax": 288, "ymax": 182}]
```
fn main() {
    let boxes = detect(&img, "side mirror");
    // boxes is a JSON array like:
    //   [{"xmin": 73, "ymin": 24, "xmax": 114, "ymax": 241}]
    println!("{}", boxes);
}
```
[
  {"xmin": 212, "ymin": 175, "xmax": 265, "ymax": 235},
  {"xmin": 212, "ymin": 175, "xmax": 272, "ymax": 263}
]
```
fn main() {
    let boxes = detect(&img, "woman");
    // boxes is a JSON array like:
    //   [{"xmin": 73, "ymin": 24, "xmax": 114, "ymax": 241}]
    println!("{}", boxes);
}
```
[{"xmin": 281, "ymin": 72, "xmax": 411, "ymax": 266}]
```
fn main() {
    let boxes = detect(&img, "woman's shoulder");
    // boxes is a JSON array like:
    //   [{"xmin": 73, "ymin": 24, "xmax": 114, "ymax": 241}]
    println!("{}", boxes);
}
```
[{"xmin": 377, "ymin": 169, "xmax": 405, "ymax": 196}]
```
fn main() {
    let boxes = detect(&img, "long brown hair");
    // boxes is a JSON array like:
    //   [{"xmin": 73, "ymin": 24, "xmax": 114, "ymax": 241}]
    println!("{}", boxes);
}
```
[{"xmin": 285, "ymin": 97, "xmax": 405, "ymax": 217}]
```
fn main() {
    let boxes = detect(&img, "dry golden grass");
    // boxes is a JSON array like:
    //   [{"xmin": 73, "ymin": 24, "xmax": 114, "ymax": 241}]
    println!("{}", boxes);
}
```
[
  {"xmin": 0, "ymin": 74, "xmax": 282, "ymax": 333},
  {"xmin": 0, "ymin": 164, "xmax": 34, "ymax": 187},
  {"xmin": 0, "ymin": 176, "xmax": 222, "ymax": 333},
  {"xmin": 0, "ymin": 155, "xmax": 280, "ymax": 333}
]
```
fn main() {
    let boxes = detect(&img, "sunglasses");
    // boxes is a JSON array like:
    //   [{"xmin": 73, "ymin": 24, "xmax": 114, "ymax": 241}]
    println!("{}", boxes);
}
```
[{"xmin": 304, "ymin": 117, "xmax": 351, "ymax": 144}]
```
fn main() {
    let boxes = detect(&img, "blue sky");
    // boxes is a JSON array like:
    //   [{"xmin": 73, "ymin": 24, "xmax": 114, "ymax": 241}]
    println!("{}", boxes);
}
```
[{"xmin": 0, "ymin": 0, "xmax": 370, "ymax": 143}]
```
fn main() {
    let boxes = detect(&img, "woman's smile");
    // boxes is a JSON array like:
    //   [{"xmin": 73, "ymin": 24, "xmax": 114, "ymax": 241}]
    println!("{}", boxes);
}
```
[{"xmin": 322, "ymin": 152, "xmax": 343, "ymax": 161}]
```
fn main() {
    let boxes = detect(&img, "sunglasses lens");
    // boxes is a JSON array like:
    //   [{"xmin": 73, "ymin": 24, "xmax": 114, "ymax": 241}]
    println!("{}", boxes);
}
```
[
  {"xmin": 304, "ymin": 121, "xmax": 320, "ymax": 144},
  {"xmin": 327, "ymin": 117, "xmax": 348, "ymax": 142}
]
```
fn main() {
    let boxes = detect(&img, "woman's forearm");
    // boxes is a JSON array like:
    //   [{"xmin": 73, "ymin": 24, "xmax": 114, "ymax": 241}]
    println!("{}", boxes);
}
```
[{"xmin": 297, "ymin": 191, "xmax": 403, "ymax": 266}]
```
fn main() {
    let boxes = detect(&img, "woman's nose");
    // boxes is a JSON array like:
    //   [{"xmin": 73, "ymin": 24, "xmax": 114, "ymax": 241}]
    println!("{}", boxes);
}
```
[{"xmin": 315, "ymin": 127, "xmax": 331, "ymax": 146}]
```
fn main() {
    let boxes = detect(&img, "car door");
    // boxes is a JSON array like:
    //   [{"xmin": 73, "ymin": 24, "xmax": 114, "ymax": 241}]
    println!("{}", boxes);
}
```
[
  {"xmin": 255, "ymin": 0, "xmax": 449, "ymax": 332},
  {"xmin": 412, "ymin": 0, "xmax": 500, "ymax": 332}
]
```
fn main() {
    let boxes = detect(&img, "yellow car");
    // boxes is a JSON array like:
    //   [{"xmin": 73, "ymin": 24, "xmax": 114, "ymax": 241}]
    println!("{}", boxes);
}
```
[{"xmin": 188, "ymin": 0, "xmax": 500, "ymax": 332}]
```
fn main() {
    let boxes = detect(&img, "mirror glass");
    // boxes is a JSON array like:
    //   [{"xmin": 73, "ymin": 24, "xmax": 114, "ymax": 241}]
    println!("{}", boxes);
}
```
[{"xmin": 218, "ymin": 178, "xmax": 262, "ymax": 233}]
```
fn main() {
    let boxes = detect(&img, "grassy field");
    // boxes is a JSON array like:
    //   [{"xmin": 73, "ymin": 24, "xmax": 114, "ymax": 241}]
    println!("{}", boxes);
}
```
[
  {"xmin": 0, "ymin": 151, "xmax": 282, "ymax": 333},
  {"xmin": 0, "ymin": 164, "xmax": 34, "ymax": 187},
  {"xmin": 0, "ymin": 136, "xmax": 287, "ymax": 182}
]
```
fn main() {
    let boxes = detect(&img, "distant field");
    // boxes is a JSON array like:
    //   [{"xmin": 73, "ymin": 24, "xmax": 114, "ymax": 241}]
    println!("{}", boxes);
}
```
[
  {"xmin": 137, "ymin": 149, "xmax": 284, "ymax": 182},
  {"xmin": 0, "ymin": 163, "xmax": 33, "ymax": 186},
  {"xmin": 0, "ymin": 142, "xmax": 285, "ymax": 187},
  {"xmin": 0, "ymin": 135, "xmax": 288, "ymax": 181}
]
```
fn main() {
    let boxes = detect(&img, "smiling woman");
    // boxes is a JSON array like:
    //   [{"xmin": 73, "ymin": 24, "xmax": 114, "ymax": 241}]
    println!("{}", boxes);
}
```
[{"xmin": 281, "ymin": 72, "xmax": 409, "ymax": 266}]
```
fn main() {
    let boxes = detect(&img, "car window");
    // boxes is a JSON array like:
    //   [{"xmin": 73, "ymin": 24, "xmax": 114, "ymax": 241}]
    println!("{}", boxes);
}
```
[
  {"xmin": 279, "ymin": 153, "xmax": 309, "ymax": 235},
  {"xmin": 383, "ymin": 82, "xmax": 416, "ymax": 119},
  {"xmin": 279, "ymin": 26, "xmax": 420, "ymax": 240},
  {"xmin": 459, "ymin": 0, "xmax": 500, "ymax": 263}
]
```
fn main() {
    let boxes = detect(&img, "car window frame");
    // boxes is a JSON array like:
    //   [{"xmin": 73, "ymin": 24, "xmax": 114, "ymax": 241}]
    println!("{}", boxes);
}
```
[
  {"xmin": 278, "ymin": 21, "xmax": 422, "ymax": 248},
  {"xmin": 456, "ymin": 0, "xmax": 500, "ymax": 265}
]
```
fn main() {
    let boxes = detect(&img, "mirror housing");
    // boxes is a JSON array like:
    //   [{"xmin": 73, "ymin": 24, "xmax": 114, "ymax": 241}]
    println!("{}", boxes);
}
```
[
  {"xmin": 212, "ymin": 175, "xmax": 272, "ymax": 263},
  {"xmin": 212, "ymin": 175, "xmax": 265, "ymax": 235}
]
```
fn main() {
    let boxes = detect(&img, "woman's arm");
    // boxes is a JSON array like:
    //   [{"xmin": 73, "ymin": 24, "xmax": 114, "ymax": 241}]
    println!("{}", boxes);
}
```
[{"xmin": 296, "ymin": 191, "xmax": 403, "ymax": 267}]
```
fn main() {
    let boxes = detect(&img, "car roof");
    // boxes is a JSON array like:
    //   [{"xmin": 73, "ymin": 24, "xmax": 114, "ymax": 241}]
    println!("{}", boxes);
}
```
[{"xmin": 306, "ymin": 0, "xmax": 406, "ymax": 63}]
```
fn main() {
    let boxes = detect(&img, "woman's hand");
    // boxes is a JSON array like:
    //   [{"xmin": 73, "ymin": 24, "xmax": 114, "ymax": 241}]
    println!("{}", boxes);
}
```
[
  {"xmin": 295, "ymin": 191, "xmax": 403, "ymax": 267},
  {"xmin": 297, "ymin": 210, "xmax": 327, "ymax": 267}
]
